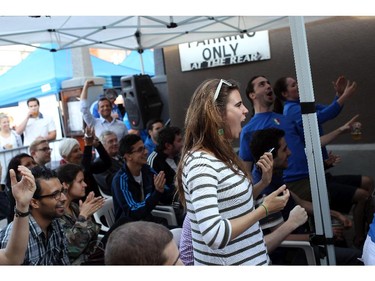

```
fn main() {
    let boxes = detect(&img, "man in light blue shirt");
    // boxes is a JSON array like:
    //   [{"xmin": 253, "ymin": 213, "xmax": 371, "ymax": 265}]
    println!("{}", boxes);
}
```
[{"xmin": 80, "ymin": 80, "xmax": 128, "ymax": 142}]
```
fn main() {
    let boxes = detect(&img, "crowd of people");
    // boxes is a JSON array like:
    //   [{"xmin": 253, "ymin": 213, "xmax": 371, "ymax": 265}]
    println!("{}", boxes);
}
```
[{"xmin": 0, "ymin": 75, "xmax": 374, "ymax": 266}]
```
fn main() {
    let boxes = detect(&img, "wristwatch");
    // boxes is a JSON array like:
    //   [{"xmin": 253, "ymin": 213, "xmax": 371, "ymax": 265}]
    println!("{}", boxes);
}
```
[
  {"xmin": 77, "ymin": 215, "xmax": 87, "ymax": 222},
  {"xmin": 14, "ymin": 207, "xmax": 30, "ymax": 217}
]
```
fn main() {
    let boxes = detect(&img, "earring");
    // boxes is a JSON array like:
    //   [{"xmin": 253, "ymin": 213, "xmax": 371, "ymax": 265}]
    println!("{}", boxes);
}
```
[{"xmin": 218, "ymin": 129, "xmax": 224, "ymax": 135}]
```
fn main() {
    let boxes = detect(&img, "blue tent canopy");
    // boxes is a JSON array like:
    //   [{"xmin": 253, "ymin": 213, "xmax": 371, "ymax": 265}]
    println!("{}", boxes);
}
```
[
  {"xmin": 0, "ymin": 45, "xmax": 154, "ymax": 108},
  {"xmin": 0, "ymin": 46, "xmax": 72, "ymax": 107},
  {"xmin": 91, "ymin": 55, "xmax": 144, "ymax": 89},
  {"xmin": 119, "ymin": 49, "xmax": 155, "ymax": 76}
]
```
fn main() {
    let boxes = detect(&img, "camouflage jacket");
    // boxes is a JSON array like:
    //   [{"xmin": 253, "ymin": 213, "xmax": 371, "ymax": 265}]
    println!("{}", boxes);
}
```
[{"xmin": 59, "ymin": 202, "xmax": 101, "ymax": 265}]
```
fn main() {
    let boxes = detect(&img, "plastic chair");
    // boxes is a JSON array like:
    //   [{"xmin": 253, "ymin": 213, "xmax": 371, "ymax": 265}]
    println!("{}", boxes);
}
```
[
  {"xmin": 97, "ymin": 183, "xmax": 112, "ymax": 199},
  {"xmin": 0, "ymin": 218, "xmax": 7, "ymax": 231},
  {"xmin": 170, "ymin": 227, "xmax": 182, "ymax": 248},
  {"xmin": 93, "ymin": 197, "xmax": 115, "ymax": 233},
  {"xmin": 151, "ymin": 205, "xmax": 178, "ymax": 227},
  {"xmin": 279, "ymin": 240, "xmax": 317, "ymax": 265}
]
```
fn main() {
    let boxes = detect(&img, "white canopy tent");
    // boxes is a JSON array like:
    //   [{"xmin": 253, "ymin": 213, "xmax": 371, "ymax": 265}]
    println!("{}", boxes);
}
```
[
  {"xmin": 0, "ymin": 15, "xmax": 335, "ymax": 264},
  {"xmin": 0, "ymin": 16, "xmax": 328, "ymax": 51}
]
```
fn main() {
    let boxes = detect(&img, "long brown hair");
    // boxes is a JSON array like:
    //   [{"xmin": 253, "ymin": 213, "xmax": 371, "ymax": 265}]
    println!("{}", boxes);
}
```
[{"xmin": 176, "ymin": 78, "xmax": 250, "ymax": 207}]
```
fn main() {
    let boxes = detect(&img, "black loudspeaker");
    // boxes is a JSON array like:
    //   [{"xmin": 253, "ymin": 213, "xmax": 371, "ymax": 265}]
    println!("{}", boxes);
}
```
[{"xmin": 121, "ymin": 74, "xmax": 163, "ymax": 130}]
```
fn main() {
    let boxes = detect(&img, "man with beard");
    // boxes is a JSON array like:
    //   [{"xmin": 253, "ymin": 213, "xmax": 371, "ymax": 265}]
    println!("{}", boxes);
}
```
[
  {"xmin": 29, "ymin": 137, "xmax": 52, "ymax": 169},
  {"xmin": 0, "ymin": 166, "xmax": 70, "ymax": 265}
]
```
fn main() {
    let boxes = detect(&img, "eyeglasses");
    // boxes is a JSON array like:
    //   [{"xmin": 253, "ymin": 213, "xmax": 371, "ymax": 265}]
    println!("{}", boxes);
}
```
[
  {"xmin": 213, "ymin": 79, "xmax": 233, "ymax": 101},
  {"xmin": 35, "ymin": 188, "xmax": 68, "ymax": 201},
  {"xmin": 37, "ymin": 147, "xmax": 52, "ymax": 152},
  {"xmin": 131, "ymin": 145, "xmax": 146, "ymax": 154}
]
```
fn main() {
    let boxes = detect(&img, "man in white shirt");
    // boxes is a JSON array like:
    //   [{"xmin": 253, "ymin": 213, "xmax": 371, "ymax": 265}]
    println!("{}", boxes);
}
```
[
  {"xmin": 16, "ymin": 97, "xmax": 56, "ymax": 146},
  {"xmin": 80, "ymin": 80, "xmax": 128, "ymax": 142}
]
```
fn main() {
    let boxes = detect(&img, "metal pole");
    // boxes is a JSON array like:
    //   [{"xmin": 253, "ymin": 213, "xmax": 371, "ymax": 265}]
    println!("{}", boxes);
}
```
[
  {"xmin": 288, "ymin": 16, "xmax": 336, "ymax": 265},
  {"xmin": 139, "ymin": 52, "xmax": 145, "ymax": 74}
]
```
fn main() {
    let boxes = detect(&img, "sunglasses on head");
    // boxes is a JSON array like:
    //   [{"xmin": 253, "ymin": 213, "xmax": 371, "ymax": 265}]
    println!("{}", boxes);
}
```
[{"xmin": 213, "ymin": 79, "xmax": 233, "ymax": 101}]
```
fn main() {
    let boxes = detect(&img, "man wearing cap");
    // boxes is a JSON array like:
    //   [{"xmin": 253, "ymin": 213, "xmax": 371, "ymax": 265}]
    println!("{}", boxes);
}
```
[{"xmin": 80, "ymin": 80, "xmax": 128, "ymax": 142}]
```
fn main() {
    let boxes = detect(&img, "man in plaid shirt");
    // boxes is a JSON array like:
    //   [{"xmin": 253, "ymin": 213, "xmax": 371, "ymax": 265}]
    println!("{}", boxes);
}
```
[{"xmin": 0, "ymin": 166, "xmax": 70, "ymax": 265}]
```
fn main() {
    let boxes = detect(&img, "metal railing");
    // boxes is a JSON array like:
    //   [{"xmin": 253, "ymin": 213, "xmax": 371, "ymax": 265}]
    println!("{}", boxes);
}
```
[{"xmin": 0, "ymin": 139, "xmax": 63, "ymax": 184}]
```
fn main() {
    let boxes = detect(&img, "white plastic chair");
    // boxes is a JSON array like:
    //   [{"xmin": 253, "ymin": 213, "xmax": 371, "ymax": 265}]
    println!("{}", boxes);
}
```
[
  {"xmin": 0, "ymin": 218, "xmax": 7, "ymax": 231},
  {"xmin": 97, "ymin": 183, "xmax": 112, "ymax": 199},
  {"xmin": 170, "ymin": 227, "xmax": 182, "ymax": 248},
  {"xmin": 279, "ymin": 240, "xmax": 317, "ymax": 265},
  {"xmin": 151, "ymin": 205, "xmax": 178, "ymax": 227},
  {"xmin": 93, "ymin": 197, "xmax": 115, "ymax": 233}
]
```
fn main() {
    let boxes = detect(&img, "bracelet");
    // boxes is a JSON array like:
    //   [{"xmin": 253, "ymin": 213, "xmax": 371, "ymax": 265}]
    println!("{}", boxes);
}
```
[
  {"xmin": 14, "ymin": 207, "xmax": 30, "ymax": 218},
  {"xmin": 260, "ymin": 203, "xmax": 268, "ymax": 217}
]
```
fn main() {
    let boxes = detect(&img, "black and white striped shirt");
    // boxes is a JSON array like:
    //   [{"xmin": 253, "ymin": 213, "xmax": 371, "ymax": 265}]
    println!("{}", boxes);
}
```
[{"xmin": 182, "ymin": 151, "xmax": 269, "ymax": 265}]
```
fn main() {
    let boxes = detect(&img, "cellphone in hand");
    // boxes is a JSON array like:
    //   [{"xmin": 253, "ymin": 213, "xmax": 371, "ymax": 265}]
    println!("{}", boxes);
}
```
[
  {"xmin": 268, "ymin": 147, "xmax": 276, "ymax": 158},
  {"xmin": 256, "ymin": 147, "xmax": 276, "ymax": 172}
]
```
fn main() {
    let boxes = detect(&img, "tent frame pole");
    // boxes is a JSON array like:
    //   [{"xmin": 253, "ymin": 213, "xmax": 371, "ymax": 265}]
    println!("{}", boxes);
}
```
[{"xmin": 288, "ymin": 16, "xmax": 336, "ymax": 265}]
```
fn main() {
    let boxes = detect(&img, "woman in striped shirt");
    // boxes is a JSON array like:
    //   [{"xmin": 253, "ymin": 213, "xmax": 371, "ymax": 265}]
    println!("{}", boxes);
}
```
[{"xmin": 176, "ymin": 79, "xmax": 289, "ymax": 265}]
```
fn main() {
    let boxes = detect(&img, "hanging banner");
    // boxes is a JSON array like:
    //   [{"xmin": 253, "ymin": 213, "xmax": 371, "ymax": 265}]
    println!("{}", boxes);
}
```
[{"xmin": 178, "ymin": 31, "xmax": 270, "ymax": 72}]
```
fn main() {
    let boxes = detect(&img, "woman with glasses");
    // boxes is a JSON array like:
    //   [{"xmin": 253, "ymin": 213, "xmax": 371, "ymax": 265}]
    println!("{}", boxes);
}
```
[
  {"xmin": 56, "ymin": 163, "xmax": 105, "ymax": 265},
  {"xmin": 176, "ymin": 79, "xmax": 289, "ymax": 265},
  {"xmin": 0, "ymin": 113, "xmax": 22, "ymax": 151}
]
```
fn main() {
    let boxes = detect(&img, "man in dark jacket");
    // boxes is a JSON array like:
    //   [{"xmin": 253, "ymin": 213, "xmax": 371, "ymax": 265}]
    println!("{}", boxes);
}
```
[
  {"xmin": 147, "ymin": 126, "xmax": 184, "ymax": 225},
  {"xmin": 147, "ymin": 126, "xmax": 182, "ymax": 192},
  {"xmin": 111, "ymin": 134, "xmax": 173, "ymax": 224}
]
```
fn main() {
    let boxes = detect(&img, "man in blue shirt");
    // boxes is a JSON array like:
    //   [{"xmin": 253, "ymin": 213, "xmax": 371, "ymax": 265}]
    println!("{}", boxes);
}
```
[
  {"xmin": 239, "ymin": 75, "xmax": 310, "ymax": 197},
  {"xmin": 144, "ymin": 118, "xmax": 164, "ymax": 157},
  {"xmin": 239, "ymin": 75, "xmax": 372, "ymax": 249}
]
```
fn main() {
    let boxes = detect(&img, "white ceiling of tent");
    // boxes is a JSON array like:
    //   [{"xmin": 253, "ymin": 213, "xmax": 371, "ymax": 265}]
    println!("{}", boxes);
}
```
[{"xmin": 0, "ymin": 16, "xmax": 329, "ymax": 51}]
